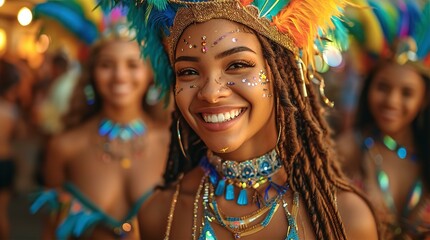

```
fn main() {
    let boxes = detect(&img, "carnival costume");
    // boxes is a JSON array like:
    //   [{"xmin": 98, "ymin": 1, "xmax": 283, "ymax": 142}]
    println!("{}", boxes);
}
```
[{"xmin": 99, "ymin": 0, "xmax": 351, "ymax": 239}]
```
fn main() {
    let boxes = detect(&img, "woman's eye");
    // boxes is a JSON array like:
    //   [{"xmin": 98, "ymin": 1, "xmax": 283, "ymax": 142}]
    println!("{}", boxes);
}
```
[
  {"xmin": 227, "ymin": 61, "xmax": 255, "ymax": 70},
  {"xmin": 176, "ymin": 68, "xmax": 198, "ymax": 76}
]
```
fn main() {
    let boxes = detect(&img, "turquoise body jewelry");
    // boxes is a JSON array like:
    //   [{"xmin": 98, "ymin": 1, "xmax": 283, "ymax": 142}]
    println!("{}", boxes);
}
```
[
  {"xmin": 204, "ymin": 148, "xmax": 284, "ymax": 206},
  {"xmin": 99, "ymin": 118, "xmax": 146, "ymax": 141}
]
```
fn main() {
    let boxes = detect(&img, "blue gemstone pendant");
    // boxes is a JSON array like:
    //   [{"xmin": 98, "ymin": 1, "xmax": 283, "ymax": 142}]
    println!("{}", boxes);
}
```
[
  {"xmin": 237, "ymin": 188, "xmax": 248, "ymax": 206},
  {"xmin": 225, "ymin": 184, "xmax": 235, "ymax": 201},
  {"xmin": 215, "ymin": 179, "xmax": 226, "ymax": 196}
]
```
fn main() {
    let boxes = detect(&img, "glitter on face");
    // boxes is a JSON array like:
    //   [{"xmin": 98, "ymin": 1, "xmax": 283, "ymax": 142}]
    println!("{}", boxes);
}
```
[{"xmin": 232, "ymin": 38, "xmax": 238, "ymax": 43}]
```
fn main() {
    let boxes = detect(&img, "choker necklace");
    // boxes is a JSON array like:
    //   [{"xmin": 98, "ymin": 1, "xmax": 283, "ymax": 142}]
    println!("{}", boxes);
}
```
[
  {"xmin": 365, "ymin": 135, "xmax": 417, "ymax": 161},
  {"xmin": 98, "ymin": 118, "xmax": 146, "ymax": 169},
  {"xmin": 99, "ymin": 118, "xmax": 146, "ymax": 140},
  {"xmin": 381, "ymin": 135, "xmax": 416, "ymax": 161},
  {"xmin": 201, "ymin": 149, "xmax": 285, "ymax": 206}
]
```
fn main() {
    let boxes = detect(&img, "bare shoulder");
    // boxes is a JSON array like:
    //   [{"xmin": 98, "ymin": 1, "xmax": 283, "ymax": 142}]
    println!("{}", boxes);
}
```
[
  {"xmin": 337, "ymin": 190, "xmax": 379, "ymax": 240},
  {"xmin": 44, "ymin": 119, "xmax": 95, "ymax": 187}
]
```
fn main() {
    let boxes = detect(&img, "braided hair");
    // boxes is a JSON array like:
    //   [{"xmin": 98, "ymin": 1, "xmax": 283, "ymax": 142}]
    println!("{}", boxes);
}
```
[{"xmin": 163, "ymin": 33, "xmax": 362, "ymax": 239}]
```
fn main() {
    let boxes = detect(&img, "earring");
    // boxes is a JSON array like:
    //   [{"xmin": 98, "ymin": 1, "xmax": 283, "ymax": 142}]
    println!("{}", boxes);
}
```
[
  {"xmin": 146, "ymin": 84, "xmax": 162, "ymax": 106},
  {"xmin": 295, "ymin": 57, "xmax": 308, "ymax": 98},
  {"xmin": 177, "ymin": 118, "xmax": 189, "ymax": 160},
  {"xmin": 84, "ymin": 84, "xmax": 95, "ymax": 105}
]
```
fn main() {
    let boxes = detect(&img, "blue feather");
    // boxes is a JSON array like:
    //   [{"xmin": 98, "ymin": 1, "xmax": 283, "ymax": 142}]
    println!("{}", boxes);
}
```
[
  {"xmin": 73, "ymin": 212, "xmax": 104, "ymax": 237},
  {"xmin": 414, "ymin": 2, "xmax": 430, "ymax": 59},
  {"xmin": 29, "ymin": 190, "xmax": 59, "ymax": 214}
]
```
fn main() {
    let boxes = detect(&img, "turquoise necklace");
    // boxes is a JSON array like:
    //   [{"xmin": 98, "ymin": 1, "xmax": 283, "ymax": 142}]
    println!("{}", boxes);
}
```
[
  {"xmin": 98, "ymin": 118, "xmax": 146, "ymax": 169},
  {"xmin": 98, "ymin": 118, "xmax": 146, "ymax": 141},
  {"xmin": 203, "ymin": 149, "xmax": 285, "ymax": 206},
  {"xmin": 379, "ymin": 135, "xmax": 417, "ymax": 161}
]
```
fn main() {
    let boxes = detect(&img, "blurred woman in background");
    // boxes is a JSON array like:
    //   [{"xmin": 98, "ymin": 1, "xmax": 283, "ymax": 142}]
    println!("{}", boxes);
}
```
[
  {"xmin": 31, "ymin": 16, "xmax": 172, "ymax": 239},
  {"xmin": 338, "ymin": 0, "xmax": 430, "ymax": 238}
]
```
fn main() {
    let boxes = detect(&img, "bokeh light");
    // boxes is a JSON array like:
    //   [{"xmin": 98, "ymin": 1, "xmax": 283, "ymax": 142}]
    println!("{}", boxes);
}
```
[
  {"xmin": 17, "ymin": 7, "xmax": 33, "ymax": 26},
  {"xmin": 0, "ymin": 28, "xmax": 6, "ymax": 54},
  {"xmin": 323, "ymin": 45, "xmax": 343, "ymax": 68},
  {"xmin": 0, "ymin": 0, "xmax": 5, "ymax": 8}
]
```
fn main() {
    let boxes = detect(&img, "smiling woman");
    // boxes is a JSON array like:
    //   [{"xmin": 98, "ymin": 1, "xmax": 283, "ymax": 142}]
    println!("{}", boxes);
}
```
[{"xmin": 100, "ymin": 0, "xmax": 380, "ymax": 239}]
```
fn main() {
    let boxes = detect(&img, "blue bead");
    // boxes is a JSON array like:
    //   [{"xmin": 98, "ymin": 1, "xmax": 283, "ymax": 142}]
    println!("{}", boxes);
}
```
[
  {"xmin": 225, "ymin": 184, "xmax": 235, "ymax": 201},
  {"xmin": 215, "ymin": 179, "xmax": 225, "ymax": 196},
  {"xmin": 364, "ymin": 137, "xmax": 374, "ymax": 149},
  {"xmin": 108, "ymin": 124, "xmax": 121, "ymax": 140},
  {"xmin": 99, "ymin": 120, "xmax": 113, "ymax": 136},
  {"xmin": 237, "ymin": 189, "xmax": 248, "ymax": 206},
  {"xmin": 397, "ymin": 147, "xmax": 407, "ymax": 159}
]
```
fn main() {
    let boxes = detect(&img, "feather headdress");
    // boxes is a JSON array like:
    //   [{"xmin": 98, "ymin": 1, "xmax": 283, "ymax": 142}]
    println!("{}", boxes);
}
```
[
  {"xmin": 98, "ymin": 0, "xmax": 350, "ymax": 99},
  {"xmin": 345, "ymin": 0, "xmax": 430, "ymax": 75}
]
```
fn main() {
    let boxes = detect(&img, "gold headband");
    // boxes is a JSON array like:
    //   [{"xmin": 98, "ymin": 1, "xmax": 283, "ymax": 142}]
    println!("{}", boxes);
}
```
[{"xmin": 166, "ymin": 0, "xmax": 298, "ymax": 64}]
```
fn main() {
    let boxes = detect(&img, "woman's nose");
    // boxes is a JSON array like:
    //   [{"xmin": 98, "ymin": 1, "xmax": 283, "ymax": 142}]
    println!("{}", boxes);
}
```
[{"xmin": 197, "ymin": 77, "xmax": 231, "ymax": 103}]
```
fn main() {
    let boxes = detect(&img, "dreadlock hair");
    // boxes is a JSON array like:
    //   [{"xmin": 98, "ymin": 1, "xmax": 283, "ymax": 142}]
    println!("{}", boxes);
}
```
[
  {"xmin": 63, "ymin": 37, "xmax": 159, "ymax": 131},
  {"xmin": 162, "ymin": 29, "xmax": 376, "ymax": 238},
  {"xmin": 354, "ymin": 60, "xmax": 430, "ymax": 188}
]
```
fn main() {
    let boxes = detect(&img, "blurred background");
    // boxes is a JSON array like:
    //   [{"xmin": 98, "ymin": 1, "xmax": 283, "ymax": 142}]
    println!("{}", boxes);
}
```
[{"xmin": 1, "ymin": 1, "xmax": 100, "ymax": 239}]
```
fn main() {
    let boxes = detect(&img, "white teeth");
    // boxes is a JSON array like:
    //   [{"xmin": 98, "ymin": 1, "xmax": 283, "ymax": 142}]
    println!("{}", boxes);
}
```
[
  {"xmin": 112, "ymin": 84, "xmax": 131, "ymax": 94},
  {"xmin": 202, "ymin": 109, "xmax": 242, "ymax": 123}
]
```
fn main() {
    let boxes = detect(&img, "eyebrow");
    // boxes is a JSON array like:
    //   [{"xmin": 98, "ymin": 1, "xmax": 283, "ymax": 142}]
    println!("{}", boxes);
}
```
[
  {"xmin": 174, "ymin": 46, "xmax": 256, "ymax": 64},
  {"xmin": 174, "ymin": 56, "xmax": 200, "ymax": 64},
  {"xmin": 215, "ymin": 46, "xmax": 256, "ymax": 59}
]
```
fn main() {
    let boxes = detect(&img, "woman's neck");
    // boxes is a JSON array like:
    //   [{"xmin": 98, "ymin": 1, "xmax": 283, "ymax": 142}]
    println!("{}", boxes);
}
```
[
  {"xmin": 101, "ymin": 104, "xmax": 146, "ymax": 123},
  {"xmin": 381, "ymin": 126, "xmax": 415, "ymax": 151}
]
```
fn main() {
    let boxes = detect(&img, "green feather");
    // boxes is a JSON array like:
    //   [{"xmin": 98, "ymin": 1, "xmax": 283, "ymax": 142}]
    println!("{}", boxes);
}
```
[{"xmin": 253, "ymin": 0, "xmax": 290, "ymax": 20}]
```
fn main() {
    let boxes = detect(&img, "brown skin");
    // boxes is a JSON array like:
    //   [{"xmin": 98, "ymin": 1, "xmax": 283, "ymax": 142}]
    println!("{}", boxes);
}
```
[
  {"xmin": 43, "ymin": 40, "xmax": 171, "ymax": 239},
  {"xmin": 139, "ymin": 19, "xmax": 378, "ymax": 240}
]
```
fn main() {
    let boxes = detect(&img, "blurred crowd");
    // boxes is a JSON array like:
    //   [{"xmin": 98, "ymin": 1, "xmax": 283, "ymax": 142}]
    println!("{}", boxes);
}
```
[{"xmin": 0, "ymin": 0, "xmax": 429, "ymax": 239}]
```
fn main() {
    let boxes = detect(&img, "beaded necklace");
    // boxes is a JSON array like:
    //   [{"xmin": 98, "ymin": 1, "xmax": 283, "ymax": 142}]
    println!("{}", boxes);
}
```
[
  {"xmin": 197, "ymin": 150, "xmax": 300, "ymax": 240},
  {"xmin": 379, "ymin": 135, "xmax": 417, "ymax": 161},
  {"xmin": 98, "ymin": 118, "xmax": 146, "ymax": 169},
  {"xmin": 363, "ymin": 136, "xmax": 423, "ymax": 217},
  {"xmin": 205, "ymin": 149, "xmax": 284, "ymax": 206}
]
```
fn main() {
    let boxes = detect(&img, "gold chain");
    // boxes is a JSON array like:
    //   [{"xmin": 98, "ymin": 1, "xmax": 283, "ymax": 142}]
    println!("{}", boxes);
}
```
[
  {"xmin": 192, "ymin": 174, "xmax": 206, "ymax": 240},
  {"xmin": 164, "ymin": 180, "xmax": 181, "ymax": 240}
]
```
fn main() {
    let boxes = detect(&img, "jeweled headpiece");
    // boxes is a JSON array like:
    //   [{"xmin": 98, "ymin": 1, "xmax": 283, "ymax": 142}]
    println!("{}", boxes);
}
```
[{"xmin": 99, "ymin": 0, "xmax": 349, "ymax": 99}]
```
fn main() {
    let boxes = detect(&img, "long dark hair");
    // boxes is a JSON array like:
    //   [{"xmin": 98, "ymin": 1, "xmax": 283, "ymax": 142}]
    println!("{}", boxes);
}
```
[
  {"xmin": 354, "ymin": 60, "xmax": 430, "ymax": 187},
  {"xmin": 162, "ymin": 33, "xmax": 362, "ymax": 239}
]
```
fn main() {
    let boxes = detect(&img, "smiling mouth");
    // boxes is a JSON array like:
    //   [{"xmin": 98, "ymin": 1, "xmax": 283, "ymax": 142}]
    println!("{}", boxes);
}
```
[{"xmin": 201, "ymin": 108, "xmax": 244, "ymax": 123}]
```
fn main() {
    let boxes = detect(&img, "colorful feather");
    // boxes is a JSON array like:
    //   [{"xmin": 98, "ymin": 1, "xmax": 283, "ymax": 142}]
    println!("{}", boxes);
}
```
[{"xmin": 414, "ymin": 1, "xmax": 430, "ymax": 60}]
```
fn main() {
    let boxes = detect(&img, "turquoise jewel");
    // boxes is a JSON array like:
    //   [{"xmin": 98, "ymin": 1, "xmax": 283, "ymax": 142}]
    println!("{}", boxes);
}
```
[
  {"xmin": 377, "ymin": 170, "xmax": 389, "ymax": 192},
  {"xmin": 225, "ymin": 184, "xmax": 235, "ymax": 201},
  {"xmin": 383, "ymin": 135, "xmax": 397, "ymax": 151},
  {"xmin": 237, "ymin": 189, "xmax": 248, "ymax": 206},
  {"xmin": 215, "ymin": 179, "xmax": 226, "ymax": 196},
  {"xmin": 119, "ymin": 127, "xmax": 133, "ymax": 141},
  {"xmin": 259, "ymin": 159, "xmax": 273, "ymax": 176},
  {"xmin": 397, "ymin": 147, "xmax": 407, "ymax": 159},
  {"xmin": 98, "ymin": 119, "xmax": 146, "ymax": 141},
  {"xmin": 108, "ymin": 124, "xmax": 121, "ymax": 140},
  {"xmin": 99, "ymin": 120, "xmax": 113, "ymax": 136}
]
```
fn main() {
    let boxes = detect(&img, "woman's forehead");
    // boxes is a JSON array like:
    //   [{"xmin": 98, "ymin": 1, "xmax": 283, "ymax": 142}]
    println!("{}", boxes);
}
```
[{"xmin": 175, "ymin": 19, "xmax": 259, "ymax": 56}]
